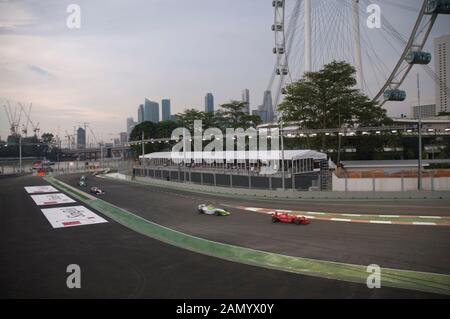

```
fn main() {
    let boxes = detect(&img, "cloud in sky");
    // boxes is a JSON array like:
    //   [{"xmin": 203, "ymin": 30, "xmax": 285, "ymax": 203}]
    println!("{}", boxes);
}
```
[
  {"xmin": 0, "ymin": 0, "xmax": 449, "ymax": 142},
  {"xmin": 28, "ymin": 64, "xmax": 55, "ymax": 78}
]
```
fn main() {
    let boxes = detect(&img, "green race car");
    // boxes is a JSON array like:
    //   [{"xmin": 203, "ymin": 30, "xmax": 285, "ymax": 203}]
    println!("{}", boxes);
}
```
[{"xmin": 198, "ymin": 204, "xmax": 231, "ymax": 216}]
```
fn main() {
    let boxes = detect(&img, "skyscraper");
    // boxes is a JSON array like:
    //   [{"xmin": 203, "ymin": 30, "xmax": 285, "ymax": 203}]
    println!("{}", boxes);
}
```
[
  {"xmin": 119, "ymin": 132, "xmax": 128, "ymax": 145},
  {"xmin": 253, "ymin": 91, "xmax": 274, "ymax": 123},
  {"xmin": 126, "ymin": 117, "xmax": 136, "ymax": 137},
  {"xmin": 144, "ymin": 98, "xmax": 160, "ymax": 123},
  {"xmin": 77, "ymin": 127, "xmax": 86, "ymax": 149},
  {"xmin": 138, "ymin": 104, "xmax": 144, "ymax": 123},
  {"xmin": 161, "ymin": 99, "xmax": 171, "ymax": 121},
  {"xmin": 435, "ymin": 34, "xmax": 450, "ymax": 114},
  {"xmin": 205, "ymin": 93, "xmax": 214, "ymax": 113},
  {"xmin": 242, "ymin": 89, "xmax": 250, "ymax": 114}
]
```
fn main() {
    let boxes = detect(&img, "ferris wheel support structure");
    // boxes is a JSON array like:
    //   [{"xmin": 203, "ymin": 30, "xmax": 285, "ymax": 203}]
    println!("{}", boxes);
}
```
[
  {"xmin": 352, "ymin": 0, "xmax": 364, "ymax": 91},
  {"xmin": 305, "ymin": 0, "xmax": 312, "ymax": 72}
]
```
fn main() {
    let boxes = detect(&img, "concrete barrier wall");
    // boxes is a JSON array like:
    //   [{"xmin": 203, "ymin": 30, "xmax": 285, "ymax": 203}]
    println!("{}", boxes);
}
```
[
  {"xmin": 132, "ymin": 175, "xmax": 450, "ymax": 200},
  {"xmin": 332, "ymin": 174, "xmax": 450, "ymax": 192}
]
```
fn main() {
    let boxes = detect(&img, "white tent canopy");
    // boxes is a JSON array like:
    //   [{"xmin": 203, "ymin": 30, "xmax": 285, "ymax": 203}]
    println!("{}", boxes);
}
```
[{"xmin": 140, "ymin": 150, "xmax": 327, "ymax": 163}]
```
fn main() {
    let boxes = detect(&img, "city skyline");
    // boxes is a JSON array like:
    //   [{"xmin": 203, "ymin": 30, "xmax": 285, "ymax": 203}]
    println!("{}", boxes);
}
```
[{"xmin": 1, "ymin": 0, "xmax": 450, "ymax": 141}]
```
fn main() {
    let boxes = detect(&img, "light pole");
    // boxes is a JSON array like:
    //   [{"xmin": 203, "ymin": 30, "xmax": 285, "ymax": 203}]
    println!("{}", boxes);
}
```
[
  {"xmin": 417, "ymin": 73, "xmax": 423, "ymax": 191},
  {"xmin": 280, "ymin": 120, "xmax": 286, "ymax": 191},
  {"xmin": 19, "ymin": 135, "xmax": 22, "ymax": 174},
  {"xmin": 100, "ymin": 142, "xmax": 103, "ymax": 169},
  {"xmin": 141, "ymin": 131, "xmax": 145, "ymax": 159}
]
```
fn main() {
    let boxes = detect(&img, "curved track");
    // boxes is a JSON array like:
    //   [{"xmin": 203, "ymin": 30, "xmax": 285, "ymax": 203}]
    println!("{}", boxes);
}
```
[
  {"xmin": 59, "ymin": 174, "xmax": 450, "ymax": 276},
  {"xmin": 2, "ymin": 173, "xmax": 449, "ymax": 298}
]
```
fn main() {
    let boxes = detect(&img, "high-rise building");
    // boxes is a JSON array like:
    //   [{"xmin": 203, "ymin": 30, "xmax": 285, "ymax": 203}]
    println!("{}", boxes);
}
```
[
  {"xmin": 205, "ymin": 93, "xmax": 214, "ymax": 113},
  {"xmin": 161, "ymin": 99, "xmax": 171, "ymax": 121},
  {"xmin": 435, "ymin": 34, "xmax": 450, "ymax": 114},
  {"xmin": 119, "ymin": 132, "xmax": 128, "ymax": 145},
  {"xmin": 138, "ymin": 104, "xmax": 144, "ymax": 123},
  {"xmin": 144, "ymin": 99, "xmax": 160, "ymax": 123},
  {"xmin": 242, "ymin": 89, "xmax": 250, "ymax": 114},
  {"xmin": 413, "ymin": 104, "xmax": 436, "ymax": 119},
  {"xmin": 253, "ymin": 91, "xmax": 274, "ymax": 123},
  {"xmin": 126, "ymin": 117, "xmax": 136, "ymax": 137},
  {"xmin": 77, "ymin": 127, "xmax": 86, "ymax": 149}
]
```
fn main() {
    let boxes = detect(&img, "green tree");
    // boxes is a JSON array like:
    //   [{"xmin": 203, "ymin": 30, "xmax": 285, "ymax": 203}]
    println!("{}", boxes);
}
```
[
  {"xmin": 278, "ymin": 61, "xmax": 392, "ymax": 160},
  {"xmin": 219, "ymin": 101, "xmax": 262, "ymax": 129},
  {"xmin": 129, "ymin": 121, "xmax": 176, "ymax": 155},
  {"xmin": 40, "ymin": 133, "xmax": 54, "ymax": 144}
]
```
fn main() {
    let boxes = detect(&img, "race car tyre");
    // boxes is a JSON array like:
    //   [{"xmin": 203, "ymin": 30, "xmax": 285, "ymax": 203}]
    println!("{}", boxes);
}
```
[
  {"xmin": 294, "ymin": 219, "xmax": 301, "ymax": 225},
  {"xmin": 272, "ymin": 217, "xmax": 278, "ymax": 223}
]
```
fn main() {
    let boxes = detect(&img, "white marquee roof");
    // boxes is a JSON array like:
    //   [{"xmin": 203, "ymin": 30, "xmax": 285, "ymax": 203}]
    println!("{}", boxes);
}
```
[{"xmin": 140, "ymin": 150, "xmax": 327, "ymax": 162}]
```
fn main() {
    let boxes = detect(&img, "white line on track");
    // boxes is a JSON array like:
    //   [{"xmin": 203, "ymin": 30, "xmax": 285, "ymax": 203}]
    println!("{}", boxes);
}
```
[
  {"xmin": 331, "ymin": 218, "xmax": 352, "ymax": 222},
  {"xmin": 413, "ymin": 222, "xmax": 437, "ymax": 226}
]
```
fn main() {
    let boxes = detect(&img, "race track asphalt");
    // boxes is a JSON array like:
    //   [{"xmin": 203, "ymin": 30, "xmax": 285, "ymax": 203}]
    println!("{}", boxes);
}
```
[
  {"xmin": 0, "ymin": 174, "xmax": 447, "ymax": 298},
  {"xmin": 58, "ymin": 174, "xmax": 450, "ymax": 275}
]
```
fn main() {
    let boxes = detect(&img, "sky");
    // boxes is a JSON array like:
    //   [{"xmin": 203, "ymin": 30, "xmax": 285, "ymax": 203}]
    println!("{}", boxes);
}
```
[{"xmin": 0, "ymin": 0, "xmax": 449, "ymax": 145}]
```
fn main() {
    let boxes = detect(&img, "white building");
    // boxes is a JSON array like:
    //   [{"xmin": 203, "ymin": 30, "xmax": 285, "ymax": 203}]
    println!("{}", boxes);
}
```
[
  {"xmin": 412, "ymin": 104, "xmax": 436, "ymax": 118},
  {"xmin": 435, "ymin": 34, "xmax": 450, "ymax": 114}
]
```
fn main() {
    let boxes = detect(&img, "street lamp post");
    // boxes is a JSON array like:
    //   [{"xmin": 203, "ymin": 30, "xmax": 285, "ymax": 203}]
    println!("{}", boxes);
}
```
[
  {"xmin": 417, "ymin": 73, "xmax": 423, "ymax": 191},
  {"xmin": 280, "ymin": 120, "xmax": 286, "ymax": 191},
  {"xmin": 141, "ymin": 131, "xmax": 145, "ymax": 164},
  {"xmin": 19, "ymin": 135, "xmax": 22, "ymax": 174}
]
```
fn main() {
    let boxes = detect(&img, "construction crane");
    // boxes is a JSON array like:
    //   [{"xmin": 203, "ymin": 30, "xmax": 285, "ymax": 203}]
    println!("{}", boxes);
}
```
[
  {"xmin": 65, "ymin": 130, "xmax": 74, "ymax": 149},
  {"xmin": 20, "ymin": 103, "xmax": 32, "ymax": 136},
  {"xmin": 3, "ymin": 101, "xmax": 22, "ymax": 136},
  {"xmin": 78, "ymin": 122, "xmax": 100, "ymax": 148},
  {"xmin": 19, "ymin": 102, "xmax": 40, "ymax": 138}
]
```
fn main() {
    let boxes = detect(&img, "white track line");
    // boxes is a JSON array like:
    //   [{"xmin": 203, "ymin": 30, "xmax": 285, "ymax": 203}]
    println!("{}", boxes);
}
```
[{"xmin": 331, "ymin": 218, "xmax": 352, "ymax": 222}]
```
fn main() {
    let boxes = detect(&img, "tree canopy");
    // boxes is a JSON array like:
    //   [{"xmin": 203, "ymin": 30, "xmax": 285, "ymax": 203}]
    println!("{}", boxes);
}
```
[
  {"xmin": 278, "ymin": 61, "xmax": 392, "ymax": 130},
  {"xmin": 278, "ymin": 61, "xmax": 394, "ymax": 160}
]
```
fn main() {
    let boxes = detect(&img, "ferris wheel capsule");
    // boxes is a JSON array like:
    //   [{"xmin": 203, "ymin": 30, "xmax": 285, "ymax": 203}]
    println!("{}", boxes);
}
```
[
  {"xmin": 272, "ymin": 24, "xmax": 283, "ymax": 32},
  {"xmin": 425, "ymin": 0, "xmax": 450, "ymax": 14},
  {"xmin": 276, "ymin": 67, "xmax": 289, "ymax": 76},
  {"xmin": 272, "ymin": 0, "xmax": 284, "ymax": 8},
  {"xmin": 384, "ymin": 89, "xmax": 407, "ymax": 101},
  {"xmin": 405, "ymin": 51, "xmax": 432, "ymax": 64}
]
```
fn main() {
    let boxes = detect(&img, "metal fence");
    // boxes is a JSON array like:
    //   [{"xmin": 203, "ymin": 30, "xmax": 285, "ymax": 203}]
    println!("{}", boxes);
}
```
[
  {"xmin": 0, "ymin": 159, "xmax": 132, "ymax": 176},
  {"xmin": 133, "ymin": 165, "xmax": 327, "ymax": 191}
]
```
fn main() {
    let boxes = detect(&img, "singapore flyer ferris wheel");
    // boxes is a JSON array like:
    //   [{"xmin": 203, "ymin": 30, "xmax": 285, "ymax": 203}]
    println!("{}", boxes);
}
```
[{"xmin": 269, "ymin": 0, "xmax": 450, "ymax": 118}]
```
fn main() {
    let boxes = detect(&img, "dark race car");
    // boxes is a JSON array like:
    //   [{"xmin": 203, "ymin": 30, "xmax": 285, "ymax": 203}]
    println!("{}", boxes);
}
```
[
  {"xmin": 271, "ymin": 212, "xmax": 310, "ymax": 225},
  {"xmin": 78, "ymin": 175, "xmax": 87, "ymax": 187},
  {"xmin": 90, "ymin": 187, "xmax": 105, "ymax": 195}
]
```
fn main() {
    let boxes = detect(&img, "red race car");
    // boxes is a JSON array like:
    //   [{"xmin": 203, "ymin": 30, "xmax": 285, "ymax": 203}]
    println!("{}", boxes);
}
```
[{"xmin": 271, "ymin": 212, "xmax": 310, "ymax": 225}]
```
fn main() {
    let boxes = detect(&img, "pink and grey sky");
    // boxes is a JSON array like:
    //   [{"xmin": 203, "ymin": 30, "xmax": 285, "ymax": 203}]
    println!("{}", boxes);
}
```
[{"xmin": 0, "ymin": 0, "xmax": 449, "ymax": 144}]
